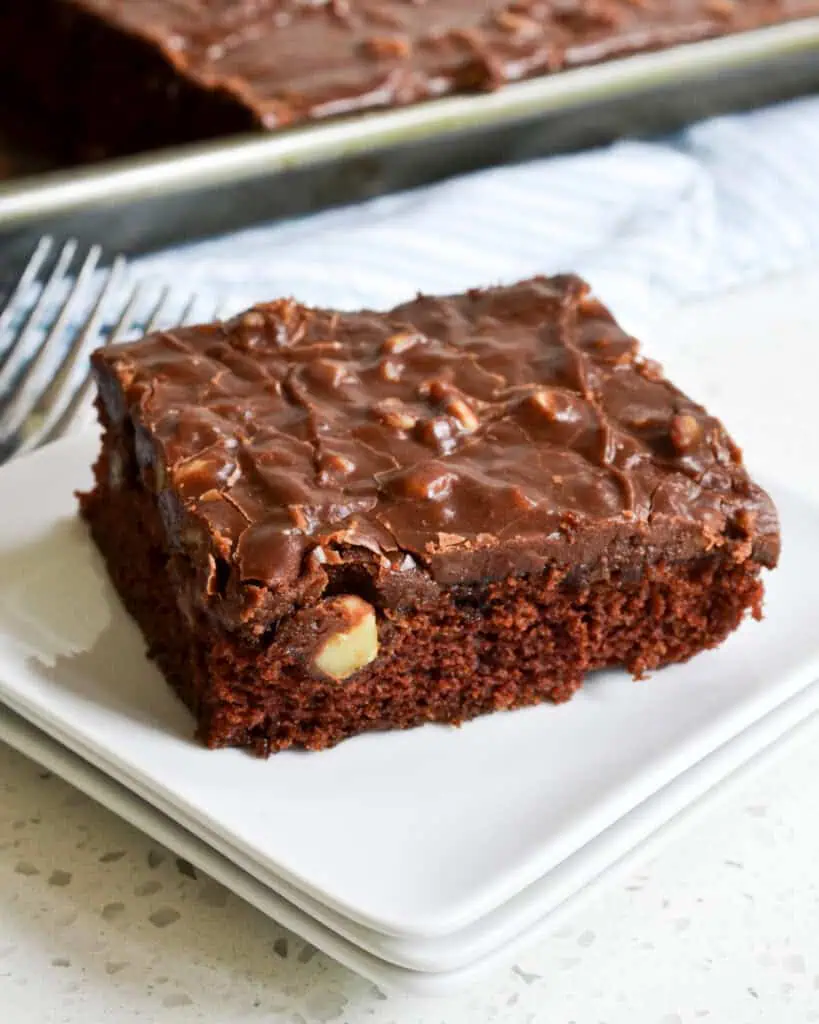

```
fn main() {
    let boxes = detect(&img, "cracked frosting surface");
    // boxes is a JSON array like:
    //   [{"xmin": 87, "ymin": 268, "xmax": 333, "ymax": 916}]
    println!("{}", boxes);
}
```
[
  {"xmin": 71, "ymin": 0, "xmax": 819, "ymax": 126},
  {"xmin": 93, "ymin": 276, "xmax": 779, "ymax": 628}
]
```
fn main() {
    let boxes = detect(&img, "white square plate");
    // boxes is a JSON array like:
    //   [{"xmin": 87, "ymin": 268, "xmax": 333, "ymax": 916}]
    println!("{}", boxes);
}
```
[
  {"xmin": 0, "ymin": 433, "xmax": 818, "ymax": 948},
  {"xmin": 2, "ymin": 669, "xmax": 817, "ymax": 993}
]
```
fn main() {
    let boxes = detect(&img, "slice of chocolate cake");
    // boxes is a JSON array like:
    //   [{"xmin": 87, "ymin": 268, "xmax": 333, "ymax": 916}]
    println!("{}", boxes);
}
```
[{"xmin": 79, "ymin": 276, "xmax": 779, "ymax": 754}]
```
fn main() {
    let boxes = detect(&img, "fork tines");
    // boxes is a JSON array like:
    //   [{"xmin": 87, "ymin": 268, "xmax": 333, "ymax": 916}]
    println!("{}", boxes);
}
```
[{"xmin": 0, "ymin": 238, "xmax": 207, "ymax": 464}]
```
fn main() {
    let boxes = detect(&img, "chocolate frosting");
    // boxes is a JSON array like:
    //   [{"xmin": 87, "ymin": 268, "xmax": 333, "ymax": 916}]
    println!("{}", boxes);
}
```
[
  {"xmin": 74, "ymin": 0, "xmax": 819, "ymax": 127},
  {"xmin": 94, "ymin": 276, "xmax": 779, "ymax": 632}
]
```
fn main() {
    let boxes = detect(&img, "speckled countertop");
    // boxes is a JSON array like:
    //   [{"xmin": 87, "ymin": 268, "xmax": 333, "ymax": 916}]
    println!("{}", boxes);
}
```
[
  {"xmin": 3, "ymin": 272, "xmax": 819, "ymax": 1024},
  {"xmin": 3, "ymin": 721, "xmax": 819, "ymax": 1023}
]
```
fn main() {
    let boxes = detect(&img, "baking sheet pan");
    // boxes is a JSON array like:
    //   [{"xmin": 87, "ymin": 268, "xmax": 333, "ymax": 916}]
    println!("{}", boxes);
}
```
[{"xmin": 0, "ymin": 19, "xmax": 818, "ymax": 261}]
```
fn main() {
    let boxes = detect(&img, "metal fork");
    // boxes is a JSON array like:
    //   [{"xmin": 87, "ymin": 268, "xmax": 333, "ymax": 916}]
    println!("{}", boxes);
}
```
[{"xmin": 0, "ymin": 238, "xmax": 209, "ymax": 463}]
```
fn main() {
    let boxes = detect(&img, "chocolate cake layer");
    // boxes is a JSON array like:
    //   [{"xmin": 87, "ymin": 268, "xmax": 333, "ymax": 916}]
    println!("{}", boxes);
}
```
[
  {"xmin": 80, "ymin": 277, "xmax": 779, "ymax": 753},
  {"xmin": 2, "ymin": 0, "xmax": 819, "ymax": 159}
]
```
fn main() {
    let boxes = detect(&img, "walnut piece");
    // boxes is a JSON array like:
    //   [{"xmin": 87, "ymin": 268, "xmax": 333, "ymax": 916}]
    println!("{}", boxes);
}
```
[
  {"xmin": 313, "ymin": 596, "xmax": 379, "ymax": 681},
  {"xmin": 670, "ymin": 413, "xmax": 701, "ymax": 453}
]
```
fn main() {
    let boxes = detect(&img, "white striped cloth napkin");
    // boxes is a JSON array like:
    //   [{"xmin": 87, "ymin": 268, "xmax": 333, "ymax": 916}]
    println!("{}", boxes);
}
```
[{"xmin": 134, "ymin": 94, "xmax": 819, "ymax": 330}]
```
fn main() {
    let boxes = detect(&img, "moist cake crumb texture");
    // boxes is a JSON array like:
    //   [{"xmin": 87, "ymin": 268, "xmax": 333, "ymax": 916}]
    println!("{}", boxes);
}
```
[{"xmin": 79, "ymin": 276, "xmax": 780, "ymax": 754}]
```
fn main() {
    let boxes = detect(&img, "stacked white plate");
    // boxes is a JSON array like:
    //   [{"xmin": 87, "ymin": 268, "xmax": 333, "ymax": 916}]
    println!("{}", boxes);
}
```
[{"xmin": 0, "ymin": 431, "xmax": 818, "ymax": 993}]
